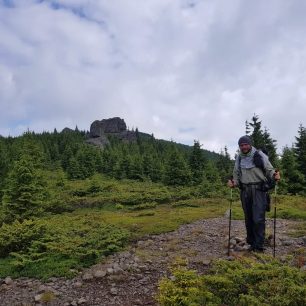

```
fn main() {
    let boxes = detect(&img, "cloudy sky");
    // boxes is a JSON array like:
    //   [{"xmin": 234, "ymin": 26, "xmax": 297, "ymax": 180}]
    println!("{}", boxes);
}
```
[{"xmin": 1, "ymin": 0, "xmax": 306, "ymax": 157}]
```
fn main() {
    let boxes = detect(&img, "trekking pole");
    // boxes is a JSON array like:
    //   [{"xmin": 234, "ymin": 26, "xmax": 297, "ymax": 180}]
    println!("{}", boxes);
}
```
[
  {"xmin": 273, "ymin": 182, "xmax": 277, "ymax": 258},
  {"xmin": 227, "ymin": 179, "xmax": 233, "ymax": 256}
]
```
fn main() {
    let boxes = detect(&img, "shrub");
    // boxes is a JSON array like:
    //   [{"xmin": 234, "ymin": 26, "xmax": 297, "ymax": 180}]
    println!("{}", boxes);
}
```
[
  {"xmin": 0, "ymin": 220, "xmax": 46, "ymax": 257},
  {"xmin": 157, "ymin": 257, "xmax": 306, "ymax": 306},
  {"xmin": 157, "ymin": 269, "xmax": 221, "ymax": 306},
  {"xmin": 0, "ymin": 215, "xmax": 130, "ymax": 279}
]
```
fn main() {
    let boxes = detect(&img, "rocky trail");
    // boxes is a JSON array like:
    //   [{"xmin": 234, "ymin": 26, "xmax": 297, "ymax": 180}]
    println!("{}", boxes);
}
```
[{"xmin": 1, "ymin": 217, "xmax": 305, "ymax": 306}]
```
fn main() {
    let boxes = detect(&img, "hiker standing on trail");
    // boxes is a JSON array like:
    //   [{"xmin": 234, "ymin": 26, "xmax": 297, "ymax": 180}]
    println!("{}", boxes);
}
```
[{"xmin": 227, "ymin": 135, "xmax": 280, "ymax": 252}]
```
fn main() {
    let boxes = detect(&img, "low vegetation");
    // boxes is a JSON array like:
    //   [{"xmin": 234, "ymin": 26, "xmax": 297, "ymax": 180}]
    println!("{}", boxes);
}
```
[
  {"xmin": 0, "ymin": 176, "xmax": 228, "ymax": 279},
  {"xmin": 0, "ymin": 172, "xmax": 305, "ymax": 279},
  {"xmin": 157, "ymin": 254, "xmax": 306, "ymax": 306}
]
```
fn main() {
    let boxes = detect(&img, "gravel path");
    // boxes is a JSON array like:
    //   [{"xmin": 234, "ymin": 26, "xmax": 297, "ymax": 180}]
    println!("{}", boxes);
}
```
[{"xmin": 0, "ymin": 217, "xmax": 305, "ymax": 306}]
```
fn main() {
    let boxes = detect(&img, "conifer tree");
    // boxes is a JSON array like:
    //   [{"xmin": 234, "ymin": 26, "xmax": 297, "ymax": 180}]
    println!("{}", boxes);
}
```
[
  {"xmin": 294, "ymin": 124, "xmax": 306, "ymax": 179},
  {"xmin": 120, "ymin": 154, "xmax": 131, "ymax": 179},
  {"xmin": 150, "ymin": 158, "xmax": 164, "ymax": 182},
  {"xmin": 248, "ymin": 114, "xmax": 265, "ymax": 149},
  {"xmin": 142, "ymin": 153, "xmax": 154, "ymax": 179},
  {"xmin": 76, "ymin": 145, "xmax": 97, "ymax": 178},
  {"xmin": 101, "ymin": 149, "xmax": 115, "ymax": 175},
  {"xmin": 2, "ymin": 154, "xmax": 46, "ymax": 223},
  {"xmin": 189, "ymin": 140, "xmax": 206, "ymax": 185},
  {"xmin": 61, "ymin": 146, "xmax": 73, "ymax": 171},
  {"xmin": 281, "ymin": 146, "xmax": 305, "ymax": 194},
  {"xmin": 66, "ymin": 156, "xmax": 82, "ymax": 179},
  {"xmin": 13, "ymin": 131, "xmax": 46, "ymax": 168},
  {"xmin": 0, "ymin": 140, "xmax": 10, "ymax": 198},
  {"xmin": 129, "ymin": 155, "xmax": 144, "ymax": 180},
  {"xmin": 164, "ymin": 147, "xmax": 191, "ymax": 186},
  {"xmin": 198, "ymin": 160, "xmax": 223, "ymax": 196},
  {"xmin": 216, "ymin": 146, "xmax": 232, "ymax": 182},
  {"xmin": 248, "ymin": 114, "xmax": 278, "ymax": 165},
  {"xmin": 262, "ymin": 127, "xmax": 278, "ymax": 166}
]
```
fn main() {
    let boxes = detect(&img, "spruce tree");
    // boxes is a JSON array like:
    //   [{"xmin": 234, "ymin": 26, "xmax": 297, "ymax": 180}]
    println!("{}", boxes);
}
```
[
  {"xmin": 76, "ymin": 145, "xmax": 97, "ymax": 178},
  {"xmin": 150, "ymin": 158, "xmax": 164, "ymax": 182},
  {"xmin": 2, "ymin": 154, "xmax": 46, "ymax": 223},
  {"xmin": 164, "ymin": 147, "xmax": 191, "ymax": 186},
  {"xmin": 0, "ymin": 140, "xmax": 10, "ymax": 198},
  {"xmin": 249, "ymin": 114, "xmax": 265, "ymax": 149},
  {"xmin": 66, "ymin": 156, "xmax": 82, "ymax": 179},
  {"xmin": 142, "ymin": 153, "xmax": 154, "ymax": 180},
  {"xmin": 281, "ymin": 146, "xmax": 305, "ymax": 194},
  {"xmin": 248, "ymin": 114, "xmax": 278, "ymax": 166},
  {"xmin": 189, "ymin": 140, "xmax": 206, "ymax": 185},
  {"xmin": 216, "ymin": 146, "xmax": 233, "ymax": 182},
  {"xmin": 294, "ymin": 124, "xmax": 306, "ymax": 179},
  {"xmin": 129, "ymin": 155, "xmax": 144, "ymax": 180}
]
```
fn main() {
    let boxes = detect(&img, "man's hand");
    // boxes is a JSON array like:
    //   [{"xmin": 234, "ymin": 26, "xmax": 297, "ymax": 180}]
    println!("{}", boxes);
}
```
[
  {"xmin": 227, "ymin": 179, "xmax": 235, "ymax": 188},
  {"xmin": 274, "ymin": 170, "xmax": 280, "ymax": 181}
]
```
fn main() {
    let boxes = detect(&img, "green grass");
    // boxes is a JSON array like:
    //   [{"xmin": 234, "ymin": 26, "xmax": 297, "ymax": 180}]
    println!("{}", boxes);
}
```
[
  {"xmin": 270, "ymin": 195, "xmax": 306, "ymax": 220},
  {"xmin": 1, "ymin": 173, "xmax": 306, "ymax": 279},
  {"xmin": 73, "ymin": 198, "xmax": 229, "ymax": 237}
]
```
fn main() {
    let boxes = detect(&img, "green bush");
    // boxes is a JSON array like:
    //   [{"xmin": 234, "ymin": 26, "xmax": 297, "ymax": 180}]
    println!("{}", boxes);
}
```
[
  {"xmin": 0, "ymin": 215, "xmax": 130, "ymax": 279},
  {"xmin": 0, "ymin": 219, "xmax": 46, "ymax": 257},
  {"xmin": 158, "ymin": 269, "xmax": 221, "ymax": 306},
  {"xmin": 157, "ymin": 257, "xmax": 306, "ymax": 306}
]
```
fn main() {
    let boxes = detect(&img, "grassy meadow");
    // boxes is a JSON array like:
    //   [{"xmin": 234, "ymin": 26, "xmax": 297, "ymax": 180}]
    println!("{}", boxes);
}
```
[{"xmin": 0, "ymin": 173, "xmax": 305, "ymax": 280}]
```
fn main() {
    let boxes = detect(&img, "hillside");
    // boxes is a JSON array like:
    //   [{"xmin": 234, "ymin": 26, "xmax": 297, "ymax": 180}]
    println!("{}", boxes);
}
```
[{"xmin": 0, "ymin": 117, "xmax": 305, "ymax": 305}]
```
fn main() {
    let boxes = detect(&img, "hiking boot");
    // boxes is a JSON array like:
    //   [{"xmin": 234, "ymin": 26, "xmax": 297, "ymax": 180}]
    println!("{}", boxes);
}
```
[
  {"xmin": 247, "ymin": 246, "xmax": 255, "ymax": 252},
  {"xmin": 247, "ymin": 246, "xmax": 265, "ymax": 253},
  {"xmin": 253, "ymin": 247, "xmax": 265, "ymax": 253}
]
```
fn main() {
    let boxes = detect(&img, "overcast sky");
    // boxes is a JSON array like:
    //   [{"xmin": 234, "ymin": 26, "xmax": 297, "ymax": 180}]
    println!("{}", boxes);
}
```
[{"xmin": 1, "ymin": 0, "xmax": 306, "ymax": 157}]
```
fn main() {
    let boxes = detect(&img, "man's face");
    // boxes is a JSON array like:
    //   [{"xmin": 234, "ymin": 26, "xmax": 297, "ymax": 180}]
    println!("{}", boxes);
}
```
[{"xmin": 239, "ymin": 143, "xmax": 251, "ymax": 154}]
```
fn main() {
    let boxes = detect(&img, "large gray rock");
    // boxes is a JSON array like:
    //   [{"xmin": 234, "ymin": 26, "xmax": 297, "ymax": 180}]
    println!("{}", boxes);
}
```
[
  {"xmin": 86, "ymin": 117, "xmax": 139, "ymax": 149},
  {"xmin": 90, "ymin": 117, "xmax": 127, "ymax": 137}
]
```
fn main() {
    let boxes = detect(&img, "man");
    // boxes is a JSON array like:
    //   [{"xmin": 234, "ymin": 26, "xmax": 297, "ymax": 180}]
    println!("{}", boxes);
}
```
[{"xmin": 227, "ymin": 135, "xmax": 280, "ymax": 252}]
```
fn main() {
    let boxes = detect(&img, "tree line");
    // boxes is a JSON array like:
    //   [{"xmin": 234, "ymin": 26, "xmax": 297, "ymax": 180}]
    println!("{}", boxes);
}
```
[{"xmin": 0, "ymin": 114, "xmax": 306, "ymax": 223}]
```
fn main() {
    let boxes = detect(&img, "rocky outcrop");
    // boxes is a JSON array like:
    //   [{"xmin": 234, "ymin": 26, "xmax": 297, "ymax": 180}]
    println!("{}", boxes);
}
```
[
  {"xmin": 86, "ymin": 117, "xmax": 138, "ymax": 148},
  {"xmin": 89, "ymin": 117, "xmax": 127, "ymax": 137}
]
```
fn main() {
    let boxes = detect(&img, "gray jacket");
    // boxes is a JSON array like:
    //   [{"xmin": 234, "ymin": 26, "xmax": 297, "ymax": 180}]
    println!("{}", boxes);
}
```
[{"xmin": 233, "ymin": 147, "xmax": 275, "ymax": 185}]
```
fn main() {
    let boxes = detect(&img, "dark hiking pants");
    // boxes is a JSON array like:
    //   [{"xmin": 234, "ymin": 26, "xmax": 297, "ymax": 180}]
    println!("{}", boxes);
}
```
[{"xmin": 240, "ymin": 184, "xmax": 267, "ymax": 249}]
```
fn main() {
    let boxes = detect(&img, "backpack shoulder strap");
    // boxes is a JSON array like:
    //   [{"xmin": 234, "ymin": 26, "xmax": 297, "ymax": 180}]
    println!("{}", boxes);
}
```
[{"xmin": 253, "ymin": 150, "xmax": 266, "ymax": 176}]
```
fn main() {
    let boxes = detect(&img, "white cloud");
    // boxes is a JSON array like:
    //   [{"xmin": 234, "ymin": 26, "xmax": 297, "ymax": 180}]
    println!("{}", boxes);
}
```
[{"xmin": 1, "ymin": 0, "xmax": 306, "ymax": 158}]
